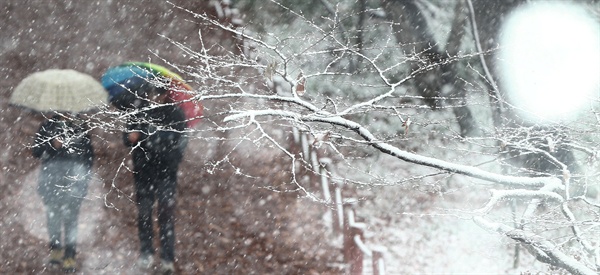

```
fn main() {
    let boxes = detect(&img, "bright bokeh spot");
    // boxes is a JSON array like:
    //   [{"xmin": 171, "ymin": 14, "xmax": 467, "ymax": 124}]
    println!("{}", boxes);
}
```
[{"xmin": 498, "ymin": 2, "xmax": 600, "ymax": 123}]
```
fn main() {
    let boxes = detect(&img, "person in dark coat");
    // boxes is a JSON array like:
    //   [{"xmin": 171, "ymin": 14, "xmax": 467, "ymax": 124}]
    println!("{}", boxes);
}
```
[
  {"xmin": 32, "ymin": 114, "xmax": 94, "ymax": 273},
  {"xmin": 117, "ymin": 79, "xmax": 187, "ymax": 274}
]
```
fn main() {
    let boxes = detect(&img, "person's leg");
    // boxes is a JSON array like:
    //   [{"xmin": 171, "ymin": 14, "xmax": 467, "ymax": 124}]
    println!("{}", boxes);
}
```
[
  {"xmin": 134, "ymin": 160, "xmax": 156, "ymax": 258},
  {"xmin": 157, "ymin": 164, "xmax": 178, "ymax": 267},
  {"xmin": 61, "ymin": 196, "xmax": 82, "ymax": 273},
  {"xmin": 40, "ymin": 165, "xmax": 65, "ymax": 265},
  {"xmin": 46, "ymin": 203, "xmax": 63, "ymax": 250},
  {"xmin": 62, "ymin": 164, "xmax": 89, "ymax": 261},
  {"xmin": 45, "ymin": 202, "xmax": 63, "ymax": 265},
  {"xmin": 39, "ymin": 164, "xmax": 64, "ymax": 254},
  {"xmin": 62, "ymin": 197, "xmax": 83, "ymax": 259}
]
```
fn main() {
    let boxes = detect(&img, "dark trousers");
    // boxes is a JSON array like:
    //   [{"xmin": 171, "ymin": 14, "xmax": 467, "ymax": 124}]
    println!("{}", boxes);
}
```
[
  {"xmin": 45, "ymin": 198, "xmax": 83, "ymax": 258},
  {"xmin": 133, "ymin": 156, "xmax": 179, "ymax": 262},
  {"xmin": 39, "ymin": 161, "xmax": 90, "ymax": 258}
]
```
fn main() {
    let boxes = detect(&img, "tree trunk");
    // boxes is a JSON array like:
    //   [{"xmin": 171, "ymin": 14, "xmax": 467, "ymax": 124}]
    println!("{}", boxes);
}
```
[{"xmin": 381, "ymin": 0, "xmax": 480, "ymax": 136}]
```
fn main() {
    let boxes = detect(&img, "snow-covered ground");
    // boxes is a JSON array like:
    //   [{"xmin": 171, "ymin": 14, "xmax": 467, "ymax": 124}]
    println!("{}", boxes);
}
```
[
  {"xmin": 311, "ymin": 172, "xmax": 555, "ymax": 275},
  {"xmin": 314, "ymin": 132, "xmax": 559, "ymax": 274},
  {"xmin": 11, "ymin": 168, "xmax": 145, "ymax": 273},
  {"xmin": 357, "ymin": 194, "xmax": 550, "ymax": 274}
]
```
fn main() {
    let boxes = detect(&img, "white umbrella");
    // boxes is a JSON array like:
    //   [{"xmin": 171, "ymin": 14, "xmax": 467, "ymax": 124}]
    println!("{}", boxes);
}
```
[{"xmin": 10, "ymin": 69, "xmax": 108, "ymax": 113}]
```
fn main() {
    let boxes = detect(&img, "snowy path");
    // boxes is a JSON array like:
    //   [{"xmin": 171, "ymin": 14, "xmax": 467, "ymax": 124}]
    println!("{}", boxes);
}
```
[
  {"xmin": 1, "ymin": 143, "xmax": 341, "ymax": 274},
  {"xmin": 11, "ymin": 169, "xmax": 144, "ymax": 274}
]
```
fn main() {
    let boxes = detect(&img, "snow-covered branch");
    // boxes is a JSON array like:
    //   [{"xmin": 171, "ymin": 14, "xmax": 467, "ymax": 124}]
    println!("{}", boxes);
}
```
[
  {"xmin": 225, "ymin": 109, "xmax": 562, "ymax": 189},
  {"xmin": 476, "ymin": 189, "xmax": 564, "ymax": 215},
  {"xmin": 171, "ymin": 1, "xmax": 600, "ymax": 272},
  {"xmin": 474, "ymin": 217, "xmax": 597, "ymax": 275}
]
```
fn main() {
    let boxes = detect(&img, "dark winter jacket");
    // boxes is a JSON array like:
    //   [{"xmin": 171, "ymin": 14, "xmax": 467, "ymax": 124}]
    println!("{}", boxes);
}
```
[
  {"xmin": 123, "ymin": 104, "xmax": 187, "ymax": 167},
  {"xmin": 32, "ymin": 117, "xmax": 94, "ymax": 168}
]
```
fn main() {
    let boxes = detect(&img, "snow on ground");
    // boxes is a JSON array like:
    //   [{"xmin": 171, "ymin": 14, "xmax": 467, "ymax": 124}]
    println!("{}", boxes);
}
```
[
  {"xmin": 324, "ymin": 128, "xmax": 557, "ymax": 274},
  {"xmin": 351, "ymin": 183, "xmax": 553, "ymax": 274},
  {"xmin": 11, "ymin": 167, "xmax": 143, "ymax": 273}
]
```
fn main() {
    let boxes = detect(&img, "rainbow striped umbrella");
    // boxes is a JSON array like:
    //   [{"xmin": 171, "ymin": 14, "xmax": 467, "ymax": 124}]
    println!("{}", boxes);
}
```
[{"xmin": 102, "ymin": 62, "xmax": 202, "ymax": 127}]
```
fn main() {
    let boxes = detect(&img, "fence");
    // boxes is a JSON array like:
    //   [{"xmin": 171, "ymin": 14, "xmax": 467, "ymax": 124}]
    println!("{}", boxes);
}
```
[
  {"xmin": 208, "ymin": 2, "xmax": 390, "ymax": 273},
  {"xmin": 293, "ymin": 128, "xmax": 388, "ymax": 275}
]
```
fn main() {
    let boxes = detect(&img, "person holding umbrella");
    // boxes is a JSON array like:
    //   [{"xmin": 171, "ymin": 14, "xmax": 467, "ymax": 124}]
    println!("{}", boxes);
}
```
[
  {"xmin": 10, "ymin": 69, "xmax": 106, "ymax": 272},
  {"xmin": 103, "ymin": 63, "xmax": 196, "ymax": 275},
  {"xmin": 32, "ymin": 113, "xmax": 94, "ymax": 272}
]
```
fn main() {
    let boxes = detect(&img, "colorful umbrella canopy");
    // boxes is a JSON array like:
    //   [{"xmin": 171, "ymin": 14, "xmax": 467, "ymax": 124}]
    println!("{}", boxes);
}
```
[
  {"xmin": 10, "ymin": 69, "xmax": 108, "ymax": 113},
  {"xmin": 102, "ymin": 62, "xmax": 202, "ymax": 127}
]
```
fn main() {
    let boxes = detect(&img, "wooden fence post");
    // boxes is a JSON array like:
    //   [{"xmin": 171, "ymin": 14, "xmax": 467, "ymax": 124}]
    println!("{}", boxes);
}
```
[
  {"xmin": 319, "ymin": 159, "xmax": 342, "ymax": 233},
  {"xmin": 344, "ymin": 209, "xmax": 369, "ymax": 274},
  {"xmin": 343, "ymin": 208, "xmax": 352, "ymax": 263},
  {"xmin": 329, "ymin": 186, "xmax": 340, "ymax": 233},
  {"xmin": 372, "ymin": 246, "xmax": 387, "ymax": 275},
  {"xmin": 291, "ymin": 130, "xmax": 390, "ymax": 275},
  {"xmin": 350, "ymin": 226, "xmax": 365, "ymax": 274}
]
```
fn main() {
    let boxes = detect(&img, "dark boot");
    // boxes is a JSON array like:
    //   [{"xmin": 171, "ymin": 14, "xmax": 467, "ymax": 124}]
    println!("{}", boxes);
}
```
[
  {"xmin": 48, "ymin": 244, "xmax": 63, "ymax": 266},
  {"xmin": 62, "ymin": 244, "xmax": 77, "ymax": 273}
]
